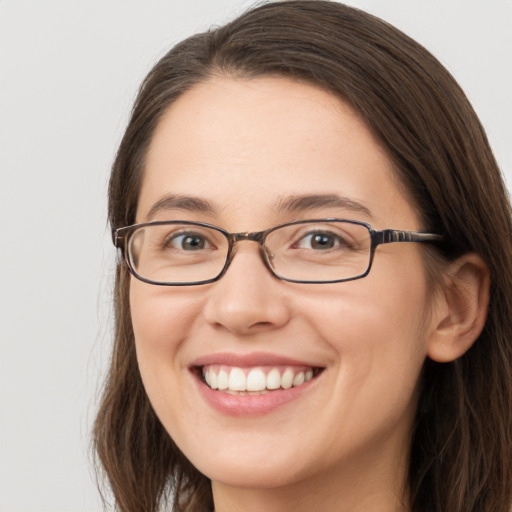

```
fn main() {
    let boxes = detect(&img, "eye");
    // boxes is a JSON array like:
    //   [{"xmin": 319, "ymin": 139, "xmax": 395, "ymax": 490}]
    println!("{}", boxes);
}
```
[
  {"xmin": 166, "ymin": 232, "xmax": 212, "ymax": 251},
  {"xmin": 295, "ymin": 231, "xmax": 348, "ymax": 250}
]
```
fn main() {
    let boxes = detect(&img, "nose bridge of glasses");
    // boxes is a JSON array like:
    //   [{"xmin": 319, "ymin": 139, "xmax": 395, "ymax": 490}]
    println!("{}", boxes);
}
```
[
  {"xmin": 225, "ymin": 231, "xmax": 272, "ymax": 272},
  {"xmin": 230, "ymin": 231, "xmax": 266, "ymax": 244},
  {"xmin": 228, "ymin": 231, "xmax": 267, "ymax": 256}
]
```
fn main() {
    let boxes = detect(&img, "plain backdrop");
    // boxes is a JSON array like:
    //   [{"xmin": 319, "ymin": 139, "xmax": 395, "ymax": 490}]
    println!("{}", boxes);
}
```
[{"xmin": 1, "ymin": 1, "xmax": 511, "ymax": 511}]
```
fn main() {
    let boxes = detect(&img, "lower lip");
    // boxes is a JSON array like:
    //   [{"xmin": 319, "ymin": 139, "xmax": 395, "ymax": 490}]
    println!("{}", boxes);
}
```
[{"xmin": 193, "ymin": 372, "xmax": 320, "ymax": 417}]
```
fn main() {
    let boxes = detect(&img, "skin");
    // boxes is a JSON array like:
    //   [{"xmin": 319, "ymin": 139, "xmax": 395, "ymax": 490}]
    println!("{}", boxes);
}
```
[{"xmin": 130, "ymin": 76, "xmax": 453, "ymax": 512}]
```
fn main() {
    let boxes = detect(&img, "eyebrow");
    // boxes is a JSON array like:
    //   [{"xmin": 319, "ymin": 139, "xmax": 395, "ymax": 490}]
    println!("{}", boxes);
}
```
[
  {"xmin": 275, "ymin": 193, "xmax": 373, "ymax": 218},
  {"xmin": 145, "ymin": 192, "xmax": 373, "ymax": 221},
  {"xmin": 146, "ymin": 194, "xmax": 216, "ymax": 219}
]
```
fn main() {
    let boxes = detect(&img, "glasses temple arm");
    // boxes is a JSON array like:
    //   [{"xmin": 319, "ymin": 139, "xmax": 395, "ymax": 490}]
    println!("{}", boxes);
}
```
[{"xmin": 374, "ymin": 229, "xmax": 443, "ymax": 245}]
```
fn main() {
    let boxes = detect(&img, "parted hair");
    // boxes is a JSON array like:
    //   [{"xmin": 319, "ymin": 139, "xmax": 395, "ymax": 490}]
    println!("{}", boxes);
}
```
[{"xmin": 93, "ymin": 2, "xmax": 512, "ymax": 511}]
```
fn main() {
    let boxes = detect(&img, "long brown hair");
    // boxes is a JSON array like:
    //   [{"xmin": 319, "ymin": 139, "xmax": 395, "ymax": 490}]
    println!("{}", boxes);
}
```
[{"xmin": 93, "ymin": 2, "xmax": 512, "ymax": 510}]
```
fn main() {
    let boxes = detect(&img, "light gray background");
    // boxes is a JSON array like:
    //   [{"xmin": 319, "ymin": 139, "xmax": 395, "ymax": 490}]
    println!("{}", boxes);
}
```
[{"xmin": 1, "ymin": 1, "xmax": 511, "ymax": 511}]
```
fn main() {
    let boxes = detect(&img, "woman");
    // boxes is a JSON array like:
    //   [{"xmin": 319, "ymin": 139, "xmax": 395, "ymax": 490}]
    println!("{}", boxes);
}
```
[{"xmin": 93, "ymin": 1, "xmax": 512, "ymax": 511}]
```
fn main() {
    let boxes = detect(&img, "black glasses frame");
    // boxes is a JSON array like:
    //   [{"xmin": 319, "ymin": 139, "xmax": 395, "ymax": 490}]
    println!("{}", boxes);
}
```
[{"xmin": 113, "ymin": 219, "xmax": 443, "ymax": 286}]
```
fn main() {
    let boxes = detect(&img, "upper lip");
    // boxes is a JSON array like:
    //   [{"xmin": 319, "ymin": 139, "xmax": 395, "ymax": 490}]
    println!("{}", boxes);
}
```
[{"xmin": 191, "ymin": 351, "xmax": 323, "ymax": 369}]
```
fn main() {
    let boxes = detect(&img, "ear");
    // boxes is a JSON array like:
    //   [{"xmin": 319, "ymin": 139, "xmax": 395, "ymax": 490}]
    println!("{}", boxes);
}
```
[{"xmin": 427, "ymin": 253, "xmax": 490, "ymax": 363}]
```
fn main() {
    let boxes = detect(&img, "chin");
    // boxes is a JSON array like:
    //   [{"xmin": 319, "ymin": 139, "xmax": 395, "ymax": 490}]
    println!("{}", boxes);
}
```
[
  {"xmin": 205, "ymin": 461, "xmax": 304, "ymax": 490},
  {"xmin": 178, "ymin": 439, "xmax": 311, "ymax": 490}
]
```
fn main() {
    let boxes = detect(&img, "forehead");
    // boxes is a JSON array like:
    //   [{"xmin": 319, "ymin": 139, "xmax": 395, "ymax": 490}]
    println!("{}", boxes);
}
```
[{"xmin": 138, "ymin": 76, "xmax": 418, "ymax": 230}]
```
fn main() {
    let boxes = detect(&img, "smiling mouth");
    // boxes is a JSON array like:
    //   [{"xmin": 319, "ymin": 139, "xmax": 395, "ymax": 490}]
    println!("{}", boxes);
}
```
[{"xmin": 196, "ymin": 365, "xmax": 324, "ymax": 395}]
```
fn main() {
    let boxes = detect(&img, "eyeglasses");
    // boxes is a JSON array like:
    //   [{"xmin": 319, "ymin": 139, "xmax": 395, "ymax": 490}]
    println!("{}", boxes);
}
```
[{"xmin": 112, "ymin": 219, "xmax": 442, "ymax": 286}]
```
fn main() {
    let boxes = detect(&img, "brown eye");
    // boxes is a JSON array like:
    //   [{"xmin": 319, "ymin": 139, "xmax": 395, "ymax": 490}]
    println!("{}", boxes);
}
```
[
  {"xmin": 310, "ymin": 233, "xmax": 336, "ymax": 250},
  {"xmin": 295, "ymin": 231, "xmax": 349, "ymax": 251},
  {"xmin": 166, "ymin": 232, "xmax": 210, "ymax": 251}
]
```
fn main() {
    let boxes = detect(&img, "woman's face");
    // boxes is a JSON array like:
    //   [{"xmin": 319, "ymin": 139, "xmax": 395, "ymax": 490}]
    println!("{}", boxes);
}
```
[{"xmin": 131, "ymin": 77, "xmax": 439, "ymax": 495}]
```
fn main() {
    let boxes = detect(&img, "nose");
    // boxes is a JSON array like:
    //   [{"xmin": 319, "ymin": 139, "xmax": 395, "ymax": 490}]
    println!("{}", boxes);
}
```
[{"xmin": 202, "ymin": 243, "xmax": 291, "ymax": 335}]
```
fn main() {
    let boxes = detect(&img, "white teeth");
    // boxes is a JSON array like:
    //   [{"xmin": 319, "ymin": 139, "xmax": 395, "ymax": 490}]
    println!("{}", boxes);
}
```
[
  {"xmin": 209, "ymin": 370, "xmax": 218, "ymax": 389},
  {"xmin": 281, "ymin": 368, "xmax": 294, "ymax": 389},
  {"xmin": 246, "ymin": 368, "xmax": 266, "ymax": 391},
  {"xmin": 217, "ymin": 369, "xmax": 229, "ymax": 390},
  {"xmin": 202, "ymin": 365, "xmax": 318, "ymax": 392},
  {"xmin": 292, "ymin": 372, "xmax": 305, "ymax": 387},
  {"xmin": 266, "ymin": 368, "xmax": 281, "ymax": 390},
  {"xmin": 229, "ymin": 367, "xmax": 246, "ymax": 391}
]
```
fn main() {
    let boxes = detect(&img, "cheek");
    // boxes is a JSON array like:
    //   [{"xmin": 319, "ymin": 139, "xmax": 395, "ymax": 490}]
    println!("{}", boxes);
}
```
[
  {"xmin": 130, "ymin": 281, "xmax": 201, "ymax": 350},
  {"xmin": 302, "ymin": 263, "xmax": 432, "ymax": 397},
  {"xmin": 129, "ymin": 281, "xmax": 203, "ymax": 402}
]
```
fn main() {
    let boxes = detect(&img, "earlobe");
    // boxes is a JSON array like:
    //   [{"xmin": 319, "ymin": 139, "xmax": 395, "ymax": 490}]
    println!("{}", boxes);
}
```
[{"xmin": 427, "ymin": 253, "xmax": 490, "ymax": 363}]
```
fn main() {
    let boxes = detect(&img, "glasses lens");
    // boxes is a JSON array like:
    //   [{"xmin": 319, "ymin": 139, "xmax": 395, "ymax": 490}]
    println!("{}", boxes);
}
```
[
  {"xmin": 128, "ymin": 223, "xmax": 229, "ymax": 284},
  {"xmin": 265, "ymin": 221, "xmax": 372, "ymax": 282}
]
